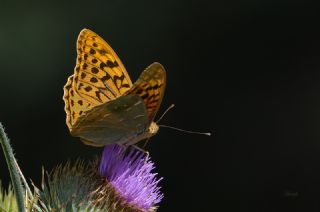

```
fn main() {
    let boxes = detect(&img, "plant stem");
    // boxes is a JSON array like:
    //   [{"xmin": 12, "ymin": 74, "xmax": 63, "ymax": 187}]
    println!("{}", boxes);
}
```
[{"xmin": 0, "ymin": 123, "xmax": 25, "ymax": 212}]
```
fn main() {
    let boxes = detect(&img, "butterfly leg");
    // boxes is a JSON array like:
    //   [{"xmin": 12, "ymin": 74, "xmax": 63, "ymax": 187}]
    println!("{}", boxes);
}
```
[
  {"xmin": 129, "ymin": 144, "xmax": 149, "ymax": 159},
  {"xmin": 142, "ymin": 137, "xmax": 151, "ymax": 149}
]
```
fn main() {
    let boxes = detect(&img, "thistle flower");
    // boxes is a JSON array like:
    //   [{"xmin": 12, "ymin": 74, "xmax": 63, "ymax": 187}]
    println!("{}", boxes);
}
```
[
  {"xmin": 98, "ymin": 145, "xmax": 163, "ymax": 211},
  {"xmin": 39, "ymin": 145, "xmax": 163, "ymax": 211},
  {"xmin": 0, "ymin": 123, "xmax": 164, "ymax": 211}
]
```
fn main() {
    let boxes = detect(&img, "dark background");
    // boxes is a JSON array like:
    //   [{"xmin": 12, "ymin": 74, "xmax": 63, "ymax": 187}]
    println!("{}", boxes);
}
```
[{"xmin": 1, "ymin": 1, "xmax": 320, "ymax": 211}]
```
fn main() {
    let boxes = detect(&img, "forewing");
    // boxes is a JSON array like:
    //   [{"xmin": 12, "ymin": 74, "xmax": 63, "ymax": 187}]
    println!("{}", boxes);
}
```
[
  {"xmin": 74, "ymin": 29, "xmax": 133, "ymax": 101},
  {"xmin": 127, "ymin": 62, "xmax": 166, "ymax": 122},
  {"xmin": 63, "ymin": 29, "xmax": 133, "ymax": 129}
]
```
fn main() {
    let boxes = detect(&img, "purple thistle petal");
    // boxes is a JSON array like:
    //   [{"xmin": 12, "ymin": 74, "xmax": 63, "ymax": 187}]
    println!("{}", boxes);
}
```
[{"xmin": 99, "ymin": 144, "xmax": 163, "ymax": 211}]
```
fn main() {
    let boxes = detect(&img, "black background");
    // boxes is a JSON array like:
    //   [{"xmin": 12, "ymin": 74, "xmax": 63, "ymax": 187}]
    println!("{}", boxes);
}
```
[{"xmin": 1, "ymin": 1, "xmax": 320, "ymax": 211}]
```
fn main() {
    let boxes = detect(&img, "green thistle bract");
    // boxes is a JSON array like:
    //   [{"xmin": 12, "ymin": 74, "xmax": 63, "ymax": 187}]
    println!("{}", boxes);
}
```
[{"xmin": 0, "ymin": 182, "xmax": 18, "ymax": 211}]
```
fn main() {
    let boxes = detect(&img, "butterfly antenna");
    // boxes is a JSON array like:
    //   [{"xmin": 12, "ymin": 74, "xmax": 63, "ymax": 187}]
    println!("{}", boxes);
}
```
[
  {"xmin": 156, "ymin": 104, "xmax": 175, "ymax": 123},
  {"xmin": 158, "ymin": 124, "xmax": 211, "ymax": 136}
]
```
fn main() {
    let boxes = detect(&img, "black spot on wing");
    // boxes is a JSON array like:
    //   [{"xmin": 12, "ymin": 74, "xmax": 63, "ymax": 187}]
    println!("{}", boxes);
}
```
[
  {"xmin": 99, "ymin": 49, "xmax": 107, "ymax": 55},
  {"xmin": 100, "ymin": 62, "xmax": 107, "ymax": 69},
  {"xmin": 85, "ymin": 86, "xmax": 92, "ymax": 92},
  {"xmin": 141, "ymin": 94, "xmax": 149, "ymax": 99},
  {"xmin": 78, "ymin": 83, "xmax": 84, "ymax": 90},
  {"xmin": 146, "ymin": 84, "xmax": 162, "ymax": 91},
  {"xmin": 95, "ymin": 91, "xmax": 101, "ymax": 100},
  {"xmin": 65, "ymin": 84, "xmax": 72, "ymax": 90},
  {"xmin": 101, "ymin": 73, "xmax": 111, "ymax": 81},
  {"xmin": 113, "ymin": 74, "xmax": 125, "ymax": 89},
  {"xmin": 90, "ymin": 49, "xmax": 96, "ymax": 55},
  {"xmin": 106, "ymin": 60, "xmax": 119, "ymax": 68},
  {"xmin": 90, "ymin": 77, "xmax": 98, "ymax": 83},
  {"xmin": 91, "ymin": 67, "xmax": 99, "ymax": 74},
  {"xmin": 121, "ymin": 84, "xmax": 130, "ymax": 88}
]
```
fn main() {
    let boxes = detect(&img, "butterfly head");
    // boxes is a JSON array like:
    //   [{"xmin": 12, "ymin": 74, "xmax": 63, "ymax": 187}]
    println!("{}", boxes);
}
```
[{"xmin": 148, "ymin": 122, "xmax": 159, "ymax": 136}]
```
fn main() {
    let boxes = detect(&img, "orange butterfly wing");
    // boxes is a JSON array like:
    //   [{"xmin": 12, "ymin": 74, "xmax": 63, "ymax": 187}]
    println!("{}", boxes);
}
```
[
  {"xmin": 63, "ymin": 29, "xmax": 133, "ymax": 129},
  {"xmin": 127, "ymin": 62, "xmax": 166, "ymax": 123}
]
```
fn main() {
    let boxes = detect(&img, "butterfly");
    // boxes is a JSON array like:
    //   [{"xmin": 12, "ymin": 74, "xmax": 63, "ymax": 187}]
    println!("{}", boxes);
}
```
[{"xmin": 63, "ymin": 29, "xmax": 166, "ymax": 147}]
